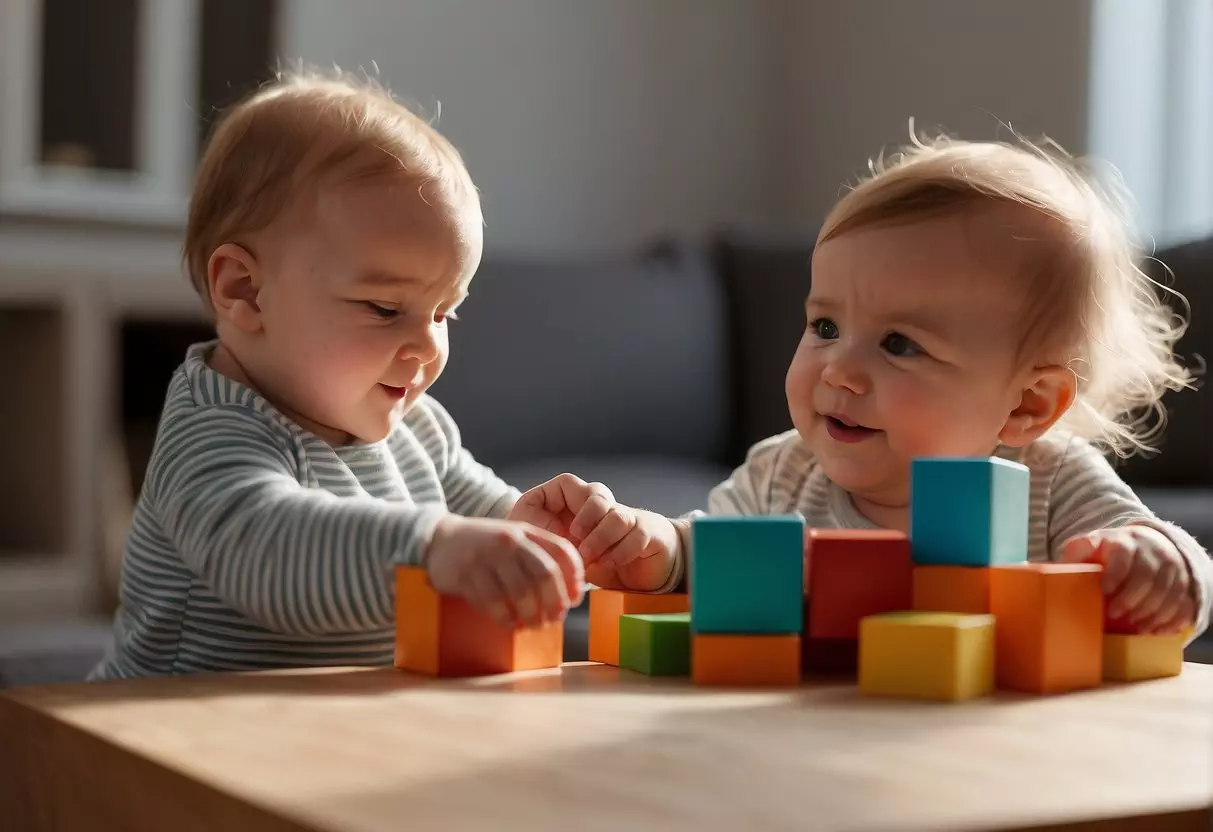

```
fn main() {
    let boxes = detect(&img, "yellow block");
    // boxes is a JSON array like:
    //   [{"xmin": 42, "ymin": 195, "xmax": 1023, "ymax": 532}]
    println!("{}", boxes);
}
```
[
  {"xmin": 1103, "ymin": 632, "xmax": 1185, "ymax": 682},
  {"xmin": 859, "ymin": 611, "xmax": 995, "ymax": 702}
]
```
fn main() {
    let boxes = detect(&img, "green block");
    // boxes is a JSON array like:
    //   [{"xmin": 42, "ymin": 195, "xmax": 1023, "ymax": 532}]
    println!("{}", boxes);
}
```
[{"xmin": 618, "ymin": 613, "xmax": 691, "ymax": 676}]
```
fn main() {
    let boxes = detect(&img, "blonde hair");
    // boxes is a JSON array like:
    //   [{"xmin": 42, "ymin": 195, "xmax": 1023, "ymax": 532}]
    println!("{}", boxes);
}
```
[
  {"xmin": 817, "ymin": 132, "xmax": 1196, "ymax": 457},
  {"xmin": 183, "ymin": 68, "xmax": 482, "ymax": 306}
]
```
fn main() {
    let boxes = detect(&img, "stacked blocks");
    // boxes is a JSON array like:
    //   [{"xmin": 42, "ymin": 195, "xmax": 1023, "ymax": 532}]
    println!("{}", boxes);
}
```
[
  {"xmin": 588, "ymin": 589, "xmax": 689, "ymax": 666},
  {"xmin": 859, "ymin": 612, "xmax": 995, "ymax": 701},
  {"xmin": 619, "ymin": 613, "xmax": 692, "ymax": 676},
  {"xmin": 912, "ymin": 566, "xmax": 991, "ymax": 614},
  {"xmin": 805, "ymin": 529, "xmax": 913, "ymax": 671},
  {"xmin": 989, "ymin": 563, "xmax": 1103, "ymax": 693},
  {"xmin": 1103, "ymin": 630, "xmax": 1188, "ymax": 682},
  {"xmin": 393, "ymin": 567, "xmax": 563, "ymax": 677},
  {"xmin": 910, "ymin": 457, "xmax": 1029, "ymax": 566},
  {"xmin": 690, "ymin": 515, "xmax": 804, "ymax": 686}
]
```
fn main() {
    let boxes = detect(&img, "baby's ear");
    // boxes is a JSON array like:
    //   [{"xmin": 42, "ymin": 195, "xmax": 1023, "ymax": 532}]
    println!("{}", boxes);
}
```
[
  {"xmin": 998, "ymin": 365, "xmax": 1077, "ymax": 447},
  {"xmin": 208, "ymin": 243, "xmax": 263, "ymax": 333}
]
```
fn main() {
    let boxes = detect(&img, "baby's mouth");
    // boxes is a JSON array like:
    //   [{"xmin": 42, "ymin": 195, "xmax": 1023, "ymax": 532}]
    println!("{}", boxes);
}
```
[{"xmin": 824, "ymin": 414, "xmax": 880, "ymax": 443}]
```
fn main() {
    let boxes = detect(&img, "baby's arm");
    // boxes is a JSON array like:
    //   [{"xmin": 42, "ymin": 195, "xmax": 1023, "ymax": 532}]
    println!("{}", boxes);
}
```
[
  {"xmin": 1048, "ymin": 439, "xmax": 1212, "ymax": 639},
  {"xmin": 405, "ymin": 396, "xmax": 520, "ymax": 520},
  {"xmin": 150, "ymin": 408, "xmax": 446, "ymax": 636}
]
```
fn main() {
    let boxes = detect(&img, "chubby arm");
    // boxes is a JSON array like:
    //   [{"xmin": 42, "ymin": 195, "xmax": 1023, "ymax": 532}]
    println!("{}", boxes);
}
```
[{"xmin": 150, "ymin": 408, "xmax": 447, "ymax": 636}]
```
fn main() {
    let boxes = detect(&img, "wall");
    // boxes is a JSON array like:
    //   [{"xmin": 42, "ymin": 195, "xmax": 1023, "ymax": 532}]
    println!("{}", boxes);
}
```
[
  {"xmin": 280, "ymin": 0, "xmax": 783, "ymax": 256},
  {"xmin": 777, "ymin": 0, "xmax": 1093, "ymax": 231}
]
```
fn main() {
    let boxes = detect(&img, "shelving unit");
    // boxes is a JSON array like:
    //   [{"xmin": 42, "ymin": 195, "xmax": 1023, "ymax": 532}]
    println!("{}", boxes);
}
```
[{"xmin": 0, "ymin": 0, "xmax": 277, "ymax": 623}]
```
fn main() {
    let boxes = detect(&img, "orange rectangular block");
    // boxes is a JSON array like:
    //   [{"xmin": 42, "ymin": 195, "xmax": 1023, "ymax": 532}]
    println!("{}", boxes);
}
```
[
  {"xmin": 989, "ymin": 562, "xmax": 1103, "ymax": 694},
  {"xmin": 692, "ymin": 633, "xmax": 801, "ymax": 686},
  {"xmin": 913, "ymin": 566, "xmax": 991, "ymax": 614},
  {"xmin": 394, "ymin": 567, "xmax": 563, "ymax": 677},
  {"xmin": 588, "ymin": 589, "xmax": 689, "ymax": 666}
]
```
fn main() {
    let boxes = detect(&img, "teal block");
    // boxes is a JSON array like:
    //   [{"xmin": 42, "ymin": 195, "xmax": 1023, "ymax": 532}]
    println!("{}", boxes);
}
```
[
  {"xmin": 619, "ymin": 613, "xmax": 691, "ymax": 676},
  {"xmin": 690, "ymin": 515, "xmax": 804, "ymax": 633},
  {"xmin": 909, "ymin": 457, "xmax": 1029, "ymax": 566}
]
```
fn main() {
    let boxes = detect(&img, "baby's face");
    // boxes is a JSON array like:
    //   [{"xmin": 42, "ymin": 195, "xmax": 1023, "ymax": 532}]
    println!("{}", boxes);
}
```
[
  {"xmin": 250, "ymin": 177, "xmax": 477, "ymax": 444},
  {"xmin": 786, "ymin": 212, "xmax": 1032, "ymax": 506}
]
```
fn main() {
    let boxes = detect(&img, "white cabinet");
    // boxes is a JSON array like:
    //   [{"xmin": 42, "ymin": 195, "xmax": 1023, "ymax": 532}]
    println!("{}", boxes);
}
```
[{"xmin": 0, "ymin": 0, "xmax": 276, "ymax": 621}]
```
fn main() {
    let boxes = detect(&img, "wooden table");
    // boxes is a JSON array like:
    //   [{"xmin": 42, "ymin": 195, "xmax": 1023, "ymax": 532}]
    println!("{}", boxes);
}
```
[{"xmin": 2, "ymin": 662, "xmax": 1211, "ymax": 832}]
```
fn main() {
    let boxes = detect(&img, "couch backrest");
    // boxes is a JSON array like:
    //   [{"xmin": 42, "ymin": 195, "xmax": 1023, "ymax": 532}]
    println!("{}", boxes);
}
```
[
  {"xmin": 715, "ymin": 228, "xmax": 1213, "ymax": 487},
  {"xmin": 1115, "ymin": 236, "xmax": 1213, "ymax": 487},
  {"xmin": 433, "ymin": 242, "xmax": 733, "ymax": 470}
]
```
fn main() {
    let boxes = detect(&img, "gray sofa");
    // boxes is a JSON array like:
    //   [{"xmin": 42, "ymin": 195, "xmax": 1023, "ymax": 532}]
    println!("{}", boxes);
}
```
[
  {"xmin": 435, "ymin": 230, "xmax": 1213, "ymax": 661},
  {"xmin": 3, "ymin": 231, "xmax": 1210, "ymax": 685}
]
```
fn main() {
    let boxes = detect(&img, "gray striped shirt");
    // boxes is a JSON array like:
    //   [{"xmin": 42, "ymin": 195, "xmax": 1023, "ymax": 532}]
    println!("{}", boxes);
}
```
[
  {"xmin": 704, "ymin": 429, "xmax": 1212, "ymax": 639},
  {"xmin": 89, "ymin": 341, "xmax": 518, "ymax": 680}
]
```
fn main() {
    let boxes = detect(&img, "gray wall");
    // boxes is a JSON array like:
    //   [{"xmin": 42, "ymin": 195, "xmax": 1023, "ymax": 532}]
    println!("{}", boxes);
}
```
[
  {"xmin": 775, "ymin": 0, "xmax": 1093, "ymax": 231},
  {"xmin": 281, "ymin": 0, "xmax": 785, "ymax": 256}
]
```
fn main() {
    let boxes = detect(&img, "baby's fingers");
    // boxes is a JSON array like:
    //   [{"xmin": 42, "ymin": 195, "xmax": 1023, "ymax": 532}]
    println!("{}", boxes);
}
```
[
  {"xmin": 493, "ymin": 552, "xmax": 546, "ymax": 629},
  {"xmin": 1126, "ymin": 561, "xmax": 1180, "ymax": 630},
  {"xmin": 568, "ymin": 482, "xmax": 616, "ymax": 541},
  {"xmin": 523, "ymin": 528, "xmax": 584, "ymax": 614},
  {"xmin": 465, "ymin": 567, "xmax": 513, "ymax": 629},
  {"xmin": 578, "ymin": 509, "xmax": 635, "ymax": 563}
]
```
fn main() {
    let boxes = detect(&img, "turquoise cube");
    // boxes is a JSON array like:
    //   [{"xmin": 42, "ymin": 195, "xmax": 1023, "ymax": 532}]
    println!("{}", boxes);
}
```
[
  {"xmin": 910, "ymin": 457, "xmax": 1029, "ymax": 566},
  {"xmin": 690, "ymin": 515, "xmax": 804, "ymax": 633}
]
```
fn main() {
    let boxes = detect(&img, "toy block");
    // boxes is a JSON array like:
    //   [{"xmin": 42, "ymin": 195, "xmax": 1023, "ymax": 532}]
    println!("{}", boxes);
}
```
[
  {"xmin": 394, "ymin": 567, "xmax": 563, "ymax": 677},
  {"xmin": 806, "ymin": 529, "xmax": 912, "ymax": 639},
  {"xmin": 692, "ymin": 633, "xmax": 801, "ymax": 686},
  {"xmin": 912, "ymin": 566, "xmax": 991, "ymax": 614},
  {"xmin": 802, "ymin": 636, "xmax": 858, "ymax": 674},
  {"xmin": 910, "ymin": 457, "xmax": 1029, "ymax": 566},
  {"xmin": 989, "ymin": 563, "xmax": 1103, "ymax": 693},
  {"xmin": 588, "ymin": 589, "xmax": 689, "ymax": 666},
  {"xmin": 1103, "ymin": 632, "xmax": 1186, "ymax": 681},
  {"xmin": 1104, "ymin": 610, "xmax": 1140, "ymax": 635},
  {"xmin": 690, "ymin": 515, "xmax": 804, "ymax": 634},
  {"xmin": 859, "ymin": 612, "xmax": 995, "ymax": 702},
  {"xmin": 619, "ymin": 613, "xmax": 691, "ymax": 676}
]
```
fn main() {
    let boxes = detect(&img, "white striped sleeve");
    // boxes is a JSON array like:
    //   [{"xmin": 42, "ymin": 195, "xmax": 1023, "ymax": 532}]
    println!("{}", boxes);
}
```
[
  {"xmin": 707, "ymin": 431, "xmax": 799, "ymax": 515},
  {"xmin": 148, "ymin": 407, "xmax": 447, "ymax": 636},
  {"xmin": 406, "ymin": 396, "xmax": 520, "ymax": 520},
  {"xmin": 1047, "ymin": 437, "xmax": 1213, "ymax": 638}
]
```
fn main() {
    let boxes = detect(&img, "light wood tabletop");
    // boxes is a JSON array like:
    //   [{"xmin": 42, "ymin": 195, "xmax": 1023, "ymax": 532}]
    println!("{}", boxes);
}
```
[{"xmin": 1, "ymin": 661, "xmax": 1211, "ymax": 832}]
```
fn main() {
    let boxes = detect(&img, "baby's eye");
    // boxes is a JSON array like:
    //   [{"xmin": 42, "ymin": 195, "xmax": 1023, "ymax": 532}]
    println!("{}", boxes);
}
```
[
  {"xmin": 883, "ymin": 332, "xmax": 923, "ymax": 357},
  {"xmin": 364, "ymin": 302, "xmax": 400, "ymax": 320},
  {"xmin": 809, "ymin": 317, "xmax": 839, "ymax": 340}
]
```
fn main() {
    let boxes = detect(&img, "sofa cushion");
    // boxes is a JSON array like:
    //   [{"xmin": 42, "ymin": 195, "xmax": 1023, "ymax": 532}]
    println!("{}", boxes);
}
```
[
  {"xmin": 713, "ymin": 229, "xmax": 815, "ymax": 462},
  {"xmin": 434, "ymin": 243, "xmax": 732, "ymax": 471},
  {"xmin": 497, "ymin": 455, "xmax": 731, "ymax": 518},
  {"xmin": 1116, "ymin": 237, "xmax": 1213, "ymax": 487}
]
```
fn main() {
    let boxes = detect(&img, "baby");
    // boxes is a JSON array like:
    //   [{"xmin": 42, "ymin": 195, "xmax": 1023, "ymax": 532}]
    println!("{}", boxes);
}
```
[
  {"xmin": 580, "ymin": 135, "xmax": 1212, "ymax": 641},
  {"xmin": 90, "ymin": 71, "xmax": 680, "ymax": 680}
]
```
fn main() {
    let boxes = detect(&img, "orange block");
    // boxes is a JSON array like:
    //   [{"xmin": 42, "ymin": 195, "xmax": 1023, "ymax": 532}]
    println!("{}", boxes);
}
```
[
  {"xmin": 692, "ymin": 633, "xmax": 801, "ymax": 686},
  {"xmin": 989, "ymin": 562, "xmax": 1103, "ymax": 693},
  {"xmin": 394, "ymin": 567, "xmax": 563, "ymax": 677},
  {"xmin": 913, "ymin": 566, "xmax": 991, "ymax": 614},
  {"xmin": 588, "ymin": 589, "xmax": 689, "ymax": 666}
]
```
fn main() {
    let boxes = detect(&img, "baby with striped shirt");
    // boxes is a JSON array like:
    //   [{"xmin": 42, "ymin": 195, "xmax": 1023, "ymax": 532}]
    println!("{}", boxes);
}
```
[
  {"xmin": 90, "ymin": 71, "xmax": 684, "ymax": 680},
  {"xmin": 674, "ymin": 135, "xmax": 1211, "ymax": 641}
]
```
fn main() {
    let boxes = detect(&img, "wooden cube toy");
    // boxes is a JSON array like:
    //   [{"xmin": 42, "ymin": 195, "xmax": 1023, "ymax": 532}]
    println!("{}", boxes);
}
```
[
  {"xmin": 859, "ymin": 612, "xmax": 995, "ymax": 702},
  {"xmin": 394, "ymin": 567, "xmax": 563, "ymax": 677},
  {"xmin": 910, "ymin": 457, "xmax": 1029, "ymax": 566},
  {"xmin": 588, "ymin": 589, "xmax": 689, "ymax": 666},
  {"xmin": 1103, "ymin": 631, "xmax": 1186, "ymax": 681},
  {"xmin": 691, "ymin": 515, "xmax": 804, "ymax": 634},
  {"xmin": 619, "ymin": 613, "xmax": 691, "ymax": 676},
  {"xmin": 913, "ymin": 566, "xmax": 991, "ymax": 614},
  {"xmin": 692, "ymin": 633, "xmax": 801, "ymax": 686},
  {"xmin": 806, "ymin": 529, "xmax": 913, "ymax": 640},
  {"xmin": 989, "ymin": 563, "xmax": 1103, "ymax": 693}
]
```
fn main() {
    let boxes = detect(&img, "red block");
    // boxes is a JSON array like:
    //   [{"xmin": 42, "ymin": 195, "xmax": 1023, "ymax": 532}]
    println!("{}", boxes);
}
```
[{"xmin": 807, "ymin": 529, "xmax": 913, "ymax": 639}]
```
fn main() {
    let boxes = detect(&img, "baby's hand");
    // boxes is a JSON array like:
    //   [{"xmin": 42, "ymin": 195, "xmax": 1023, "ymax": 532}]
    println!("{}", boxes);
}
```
[
  {"xmin": 424, "ymin": 515, "xmax": 585, "ymax": 629},
  {"xmin": 1060, "ymin": 524, "xmax": 1195, "ymax": 633},
  {"xmin": 509, "ymin": 474, "xmax": 680, "ymax": 592}
]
